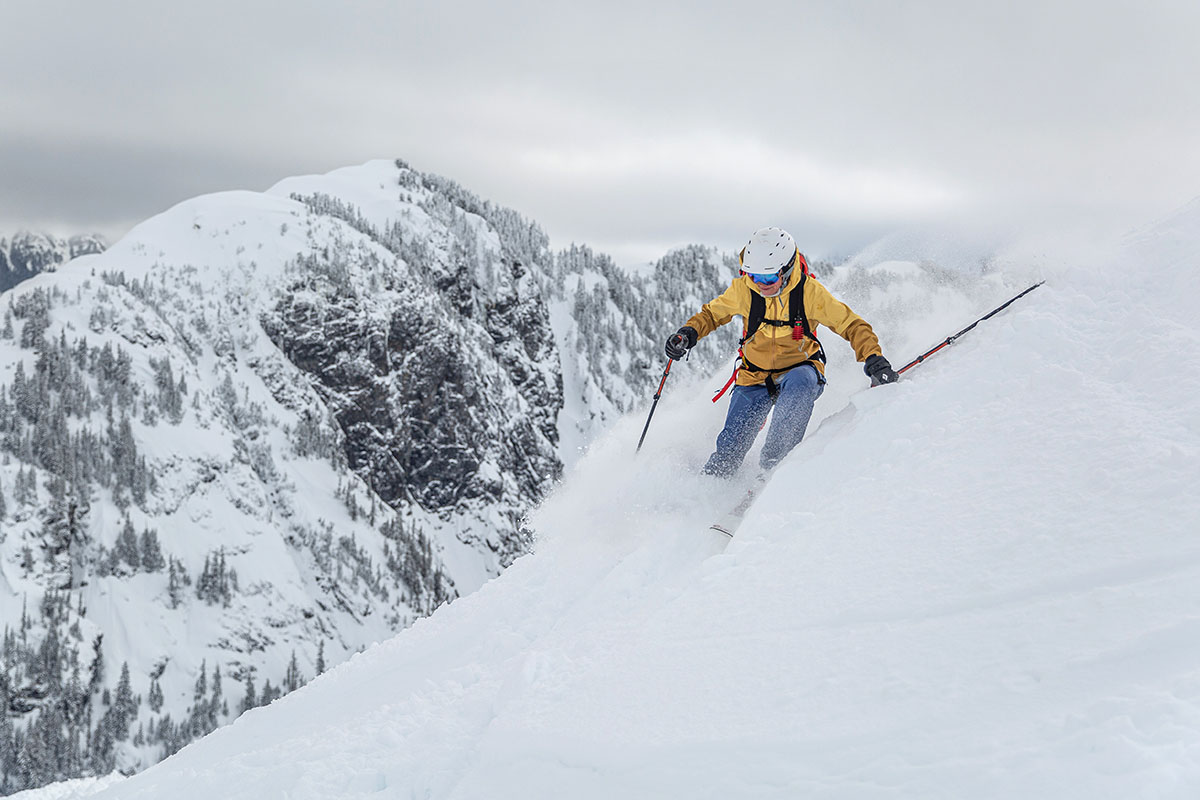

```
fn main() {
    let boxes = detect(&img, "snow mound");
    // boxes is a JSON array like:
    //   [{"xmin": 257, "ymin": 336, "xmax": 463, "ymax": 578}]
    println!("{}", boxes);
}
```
[{"xmin": 8, "ymin": 773, "xmax": 126, "ymax": 800}]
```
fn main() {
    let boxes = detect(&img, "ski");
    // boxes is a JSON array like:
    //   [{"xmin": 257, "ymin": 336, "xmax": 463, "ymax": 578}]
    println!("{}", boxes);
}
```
[{"xmin": 708, "ymin": 472, "xmax": 769, "ymax": 538}]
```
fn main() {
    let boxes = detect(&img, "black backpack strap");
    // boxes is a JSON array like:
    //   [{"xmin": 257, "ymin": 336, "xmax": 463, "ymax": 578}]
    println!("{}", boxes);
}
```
[
  {"xmin": 789, "ymin": 272, "xmax": 826, "ymax": 364},
  {"xmin": 743, "ymin": 290, "xmax": 766, "ymax": 342},
  {"xmin": 790, "ymin": 272, "xmax": 808, "ymax": 337}
]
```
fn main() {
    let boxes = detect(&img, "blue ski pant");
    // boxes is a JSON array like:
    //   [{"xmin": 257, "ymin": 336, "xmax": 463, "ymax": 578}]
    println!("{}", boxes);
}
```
[{"xmin": 703, "ymin": 364, "xmax": 825, "ymax": 477}]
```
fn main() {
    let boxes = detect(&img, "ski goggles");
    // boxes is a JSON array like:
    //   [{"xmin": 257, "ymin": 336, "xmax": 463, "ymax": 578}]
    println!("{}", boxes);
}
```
[
  {"xmin": 743, "ymin": 251, "xmax": 797, "ymax": 286},
  {"xmin": 746, "ymin": 271, "xmax": 783, "ymax": 286}
]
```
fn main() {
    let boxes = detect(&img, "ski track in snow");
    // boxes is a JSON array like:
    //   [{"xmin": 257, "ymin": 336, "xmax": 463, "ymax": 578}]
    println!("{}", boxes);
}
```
[{"xmin": 23, "ymin": 215, "xmax": 1200, "ymax": 798}]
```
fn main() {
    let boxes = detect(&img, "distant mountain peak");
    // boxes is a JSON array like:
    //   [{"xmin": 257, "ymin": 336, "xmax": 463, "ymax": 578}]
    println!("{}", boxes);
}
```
[{"xmin": 0, "ymin": 229, "xmax": 108, "ymax": 291}]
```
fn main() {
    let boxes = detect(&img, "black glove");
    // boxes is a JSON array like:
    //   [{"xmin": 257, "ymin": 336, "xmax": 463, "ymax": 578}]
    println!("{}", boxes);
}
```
[
  {"xmin": 864, "ymin": 354, "xmax": 899, "ymax": 386},
  {"xmin": 665, "ymin": 326, "xmax": 698, "ymax": 360}
]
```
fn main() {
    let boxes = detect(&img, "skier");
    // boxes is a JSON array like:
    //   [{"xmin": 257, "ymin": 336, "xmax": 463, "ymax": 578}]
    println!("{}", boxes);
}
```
[{"xmin": 665, "ymin": 227, "xmax": 899, "ymax": 477}]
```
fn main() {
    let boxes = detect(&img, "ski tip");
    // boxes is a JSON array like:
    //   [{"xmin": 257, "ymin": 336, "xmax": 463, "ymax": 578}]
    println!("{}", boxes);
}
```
[{"xmin": 709, "ymin": 523, "xmax": 734, "ymax": 538}]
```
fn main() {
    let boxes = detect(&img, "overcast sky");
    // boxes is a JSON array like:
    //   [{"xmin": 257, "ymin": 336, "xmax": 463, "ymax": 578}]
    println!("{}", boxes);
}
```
[{"xmin": 3, "ymin": 1, "xmax": 1198, "ymax": 264}]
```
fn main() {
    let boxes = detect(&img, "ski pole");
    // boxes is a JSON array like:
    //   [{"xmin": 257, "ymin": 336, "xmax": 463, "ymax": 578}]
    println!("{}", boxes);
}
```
[
  {"xmin": 898, "ymin": 281, "xmax": 1045, "ymax": 375},
  {"xmin": 636, "ymin": 359, "xmax": 674, "ymax": 452}
]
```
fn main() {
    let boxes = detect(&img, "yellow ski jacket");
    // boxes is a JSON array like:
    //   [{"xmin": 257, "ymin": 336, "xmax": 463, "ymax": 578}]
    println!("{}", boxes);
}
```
[{"xmin": 684, "ymin": 261, "xmax": 882, "ymax": 387}]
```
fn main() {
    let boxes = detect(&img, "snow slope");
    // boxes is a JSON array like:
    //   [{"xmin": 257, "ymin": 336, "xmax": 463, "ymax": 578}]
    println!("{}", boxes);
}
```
[{"xmin": 43, "ymin": 211, "xmax": 1200, "ymax": 798}]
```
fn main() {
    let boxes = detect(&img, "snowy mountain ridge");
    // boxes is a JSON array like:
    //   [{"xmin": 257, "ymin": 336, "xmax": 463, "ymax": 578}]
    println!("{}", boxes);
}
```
[
  {"xmin": 0, "ymin": 159, "xmax": 747, "ymax": 792},
  {"xmin": 23, "ymin": 195, "xmax": 1198, "ymax": 799}
]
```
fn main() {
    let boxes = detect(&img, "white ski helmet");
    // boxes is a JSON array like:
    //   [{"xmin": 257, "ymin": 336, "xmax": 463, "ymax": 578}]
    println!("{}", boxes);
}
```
[{"xmin": 740, "ymin": 227, "xmax": 798, "ymax": 277}]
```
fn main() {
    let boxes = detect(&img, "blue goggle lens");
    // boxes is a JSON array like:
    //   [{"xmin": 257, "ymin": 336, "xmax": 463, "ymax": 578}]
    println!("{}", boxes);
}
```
[{"xmin": 748, "ymin": 271, "xmax": 780, "ymax": 285}]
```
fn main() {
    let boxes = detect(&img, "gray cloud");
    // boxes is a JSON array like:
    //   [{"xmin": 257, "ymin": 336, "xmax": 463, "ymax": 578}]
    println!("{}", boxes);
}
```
[
  {"xmin": 3, "ymin": 1, "xmax": 1199, "ymax": 262},
  {"xmin": 0, "ymin": 135, "xmax": 303, "ymax": 238}
]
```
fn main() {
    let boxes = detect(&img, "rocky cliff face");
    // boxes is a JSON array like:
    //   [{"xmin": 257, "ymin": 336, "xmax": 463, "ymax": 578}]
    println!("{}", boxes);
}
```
[{"xmin": 259, "ymin": 178, "xmax": 563, "ymax": 566}]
